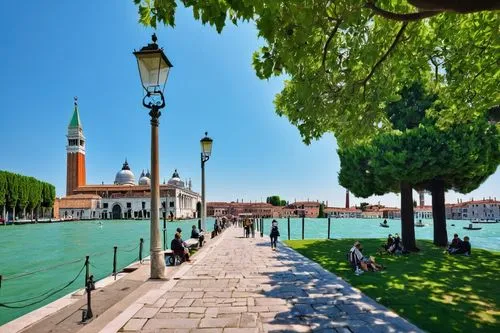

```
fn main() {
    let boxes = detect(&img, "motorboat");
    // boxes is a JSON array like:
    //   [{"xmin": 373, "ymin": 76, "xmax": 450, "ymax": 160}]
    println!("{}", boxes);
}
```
[
  {"xmin": 379, "ymin": 223, "xmax": 389, "ymax": 228},
  {"xmin": 471, "ymin": 219, "xmax": 498, "ymax": 224},
  {"xmin": 415, "ymin": 223, "xmax": 426, "ymax": 227}
]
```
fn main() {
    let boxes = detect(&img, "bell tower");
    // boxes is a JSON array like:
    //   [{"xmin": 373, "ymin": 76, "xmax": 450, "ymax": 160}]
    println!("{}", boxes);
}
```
[{"xmin": 66, "ymin": 97, "xmax": 86, "ymax": 195}]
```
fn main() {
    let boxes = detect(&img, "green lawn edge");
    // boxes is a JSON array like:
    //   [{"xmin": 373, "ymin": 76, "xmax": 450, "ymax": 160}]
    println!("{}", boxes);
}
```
[{"xmin": 284, "ymin": 238, "xmax": 499, "ymax": 333}]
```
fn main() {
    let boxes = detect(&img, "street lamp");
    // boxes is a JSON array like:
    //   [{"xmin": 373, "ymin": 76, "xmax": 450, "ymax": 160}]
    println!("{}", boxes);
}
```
[
  {"xmin": 200, "ymin": 132, "xmax": 213, "ymax": 231},
  {"xmin": 134, "ymin": 33, "xmax": 173, "ymax": 279}
]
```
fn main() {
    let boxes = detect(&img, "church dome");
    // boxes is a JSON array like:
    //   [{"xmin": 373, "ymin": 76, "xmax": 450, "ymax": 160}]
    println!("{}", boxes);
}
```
[
  {"xmin": 167, "ymin": 169, "xmax": 185, "ymax": 188},
  {"xmin": 114, "ymin": 159, "xmax": 136, "ymax": 185},
  {"xmin": 138, "ymin": 169, "xmax": 151, "ymax": 186}
]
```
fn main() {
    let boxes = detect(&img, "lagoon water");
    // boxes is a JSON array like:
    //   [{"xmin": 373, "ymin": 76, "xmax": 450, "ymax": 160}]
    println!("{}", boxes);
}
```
[{"xmin": 0, "ymin": 217, "xmax": 498, "ymax": 325}]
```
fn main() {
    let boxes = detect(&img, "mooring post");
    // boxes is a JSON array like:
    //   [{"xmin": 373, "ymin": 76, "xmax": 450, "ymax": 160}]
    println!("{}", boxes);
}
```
[
  {"xmin": 0, "ymin": 274, "xmax": 2, "ymax": 289},
  {"xmin": 139, "ymin": 238, "xmax": 144, "ymax": 263},
  {"xmin": 163, "ymin": 217, "xmax": 167, "ymax": 250},
  {"xmin": 287, "ymin": 217, "xmax": 291, "ymax": 240},
  {"xmin": 113, "ymin": 246, "xmax": 117, "ymax": 280},
  {"xmin": 302, "ymin": 216, "xmax": 305, "ymax": 240},
  {"xmin": 260, "ymin": 218, "xmax": 264, "ymax": 237},
  {"xmin": 84, "ymin": 275, "xmax": 95, "ymax": 322},
  {"xmin": 328, "ymin": 217, "xmax": 331, "ymax": 239}
]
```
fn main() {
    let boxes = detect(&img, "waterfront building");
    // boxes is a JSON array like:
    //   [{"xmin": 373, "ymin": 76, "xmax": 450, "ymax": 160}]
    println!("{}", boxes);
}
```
[
  {"xmin": 324, "ymin": 207, "xmax": 362, "ymax": 218},
  {"xmin": 445, "ymin": 198, "xmax": 500, "ymax": 220},
  {"xmin": 414, "ymin": 206, "xmax": 433, "ymax": 219},
  {"xmin": 57, "ymin": 101, "xmax": 201, "ymax": 220}
]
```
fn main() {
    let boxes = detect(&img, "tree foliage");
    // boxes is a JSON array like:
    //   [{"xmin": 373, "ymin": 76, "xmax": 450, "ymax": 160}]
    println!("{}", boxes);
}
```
[
  {"xmin": 318, "ymin": 203, "xmax": 325, "ymax": 218},
  {"xmin": 266, "ymin": 195, "xmax": 286, "ymax": 206},
  {"xmin": 134, "ymin": 0, "xmax": 499, "ymax": 145},
  {"xmin": 0, "ymin": 170, "xmax": 55, "ymax": 218}
]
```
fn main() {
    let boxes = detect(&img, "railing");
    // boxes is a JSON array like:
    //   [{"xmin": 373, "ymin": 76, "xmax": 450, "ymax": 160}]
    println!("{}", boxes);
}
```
[{"xmin": 0, "ymin": 238, "xmax": 144, "ymax": 315}]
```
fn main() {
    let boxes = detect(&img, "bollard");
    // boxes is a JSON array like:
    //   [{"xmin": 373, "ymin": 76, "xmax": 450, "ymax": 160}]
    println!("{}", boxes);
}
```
[
  {"xmin": 302, "ymin": 217, "xmax": 305, "ymax": 240},
  {"xmin": 198, "ymin": 219, "xmax": 201, "ymax": 231},
  {"xmin": 113, "ymin": 246, "xmax": 117, "ymax": 280},
  {"xmin": 84, "ymin": 256, "xmax": 89, "ymax": 288},
  {"xmin": 83, "ymin": 275, "xmax": 95, "ymax": 322},
  {"xmin": 287, "ymin": 217, "xmax": 291, "ymax": 240},
  {"xmin": 328, "ymin": 217, "xmax": 331, "ymax": 239},
  {"xmin": 139, "ymin": 238, "xmax": 144, "ymax": 263},
  {"xmin": 0, "ymin": 274, "xmax": 2, "ymax": 289}
]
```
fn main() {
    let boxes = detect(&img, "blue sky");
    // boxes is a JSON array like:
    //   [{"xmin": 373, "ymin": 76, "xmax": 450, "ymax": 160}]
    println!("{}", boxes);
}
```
[{"xmin": 0, "ymin": 1, "xmax": 498, "ymax": 207}]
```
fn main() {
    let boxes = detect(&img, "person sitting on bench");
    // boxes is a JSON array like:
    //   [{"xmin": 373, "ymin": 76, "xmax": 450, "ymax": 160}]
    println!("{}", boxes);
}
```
[
  {"xmin": 191, "ymin": 225, "xmax": 205, "ymax": 247},
  {"xmin": 171, "ymin": 232, "xmax": 190, "ymax": 262}
]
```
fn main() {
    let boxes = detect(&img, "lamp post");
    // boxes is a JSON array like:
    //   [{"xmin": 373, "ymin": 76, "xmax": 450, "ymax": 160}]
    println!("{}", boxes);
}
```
[
  {"xmin": 200, "ymin": 132, "xmax": 213, "ymax": 232},
  {"xmin": 134, "ymin": 34, "xmax": 173, "ymax": 279}
]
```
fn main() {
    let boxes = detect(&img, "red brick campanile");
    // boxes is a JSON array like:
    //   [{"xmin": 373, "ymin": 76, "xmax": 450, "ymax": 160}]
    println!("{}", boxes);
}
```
[{"xmin": 66, "ymin": 97, "xmax": 86, "ymax": 195}]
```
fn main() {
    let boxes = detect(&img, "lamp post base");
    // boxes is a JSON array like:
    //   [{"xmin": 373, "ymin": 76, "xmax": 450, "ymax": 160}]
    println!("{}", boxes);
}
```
[{"xmin": 150, "ymin": 250, "xmax": 166, "ymax": 279}]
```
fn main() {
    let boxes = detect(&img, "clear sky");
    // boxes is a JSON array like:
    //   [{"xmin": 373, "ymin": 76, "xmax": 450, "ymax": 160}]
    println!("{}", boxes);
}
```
[{"xmin": 0, "ymin": 1, "xmax": 498, "ymax": 207}]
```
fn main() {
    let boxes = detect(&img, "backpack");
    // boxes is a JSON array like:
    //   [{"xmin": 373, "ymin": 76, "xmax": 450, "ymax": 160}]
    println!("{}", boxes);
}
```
[{"xmin": 271, "ymin": 225, "xmax": 280, "ymax": 236}]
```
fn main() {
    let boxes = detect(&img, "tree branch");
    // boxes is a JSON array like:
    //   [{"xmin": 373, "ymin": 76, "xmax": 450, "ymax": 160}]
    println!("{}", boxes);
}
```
[
  {"xmin": 365, "ymin": 1, "xmax": 443, "ymax": 21},
  {"xmin": 360, "ymin": 22, "xmax": 408, "ymax": 86},
  {"xmin": 322, "ymin": 19, "xmax": 343, "ymax": 69}
]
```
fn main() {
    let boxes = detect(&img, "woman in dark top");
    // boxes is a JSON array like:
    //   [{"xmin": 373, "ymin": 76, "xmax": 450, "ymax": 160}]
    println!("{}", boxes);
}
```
[
  {"xmin": 191, "ymin": 225, "xmax": 205, "ymax": 247},
  {"xmin": 171, "ymin": 232, "xmax": 190, "ymax": 262}
]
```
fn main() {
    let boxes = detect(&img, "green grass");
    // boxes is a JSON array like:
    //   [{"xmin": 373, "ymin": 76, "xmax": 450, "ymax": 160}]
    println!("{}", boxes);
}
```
[{"xmin": 285, "ymin": 239, "xmax": 500, "ymax": 333}]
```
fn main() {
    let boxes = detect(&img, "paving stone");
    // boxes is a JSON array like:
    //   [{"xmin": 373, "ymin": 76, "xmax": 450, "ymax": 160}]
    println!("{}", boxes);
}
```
[
  {"xmin": 176, "ymin": 299, "xmax": 195, "ymax": 307},
  {"xmin": 122, "ymin": 318, "xmax": 147, "ymax": 331},
  {"xmin": 239, "ymin": 313, "xmax": 257, "ymax": 328},
  {"xmin": 155, "ymin": 312, "xmax": 190, "ymax": 319},
  {"xmin": 134, "ymin": 306, "xmax": 160, "ymax": 319},
  {"xmin": 173, "ymin": 307, "xmax": 207, "ymax": 313},
  {"xmin": 223, "ymin": 328, "xmax": 259, "ymax": 333},
  {"xmin": 199, "ymin": 316, "xmax": 240, "ymax": 328},
  {"xmin": 142, "ymin": 318, "xmax": 200, "ymax": 329},
  {"xmin": 190, "ymin": 329, "xmax": 224, "ymax": 333}
]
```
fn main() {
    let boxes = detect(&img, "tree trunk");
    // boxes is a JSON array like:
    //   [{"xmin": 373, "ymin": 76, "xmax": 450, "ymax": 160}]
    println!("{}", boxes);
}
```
[
  {"xmin": 12, "ymin": 206, "xmax": 16, "ymax": 221},
  {"xmin": 400, "ymin": 182, "xmax": 417, "ymax": 251},
  {"xmin": 431, "ymin": 178, "xmax": 448, "ymax": 246}
]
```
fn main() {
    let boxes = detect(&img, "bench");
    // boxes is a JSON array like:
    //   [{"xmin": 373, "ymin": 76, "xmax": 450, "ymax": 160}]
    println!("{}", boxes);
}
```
[{"xmin": 163, "ymin": 238, "xmax": 201, "ymax": 266}]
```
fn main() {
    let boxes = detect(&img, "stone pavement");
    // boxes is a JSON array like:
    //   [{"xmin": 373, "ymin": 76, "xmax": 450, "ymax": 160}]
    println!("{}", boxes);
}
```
[{"xmin": 104, "ymin": 227, "xmax": 423, "ymax": 333}]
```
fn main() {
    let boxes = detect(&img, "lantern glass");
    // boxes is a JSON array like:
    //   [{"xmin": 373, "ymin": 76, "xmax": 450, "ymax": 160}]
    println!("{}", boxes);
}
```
[
  {"xmin": 134, "ymin": 49, "xmax": 172, "ymax": 92},
  {"xmin": 200, "ymin": 133, "xmax": 213, "ymax": 157}
]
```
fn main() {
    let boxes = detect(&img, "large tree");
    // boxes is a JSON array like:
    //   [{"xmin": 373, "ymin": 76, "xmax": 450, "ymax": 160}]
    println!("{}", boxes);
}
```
[
  {"xmin": 134, "ymin": 0, "xmax": 499, "ymax": 145},
  {"xmin": 340, "ymin": 116, "xmax": 500, "ymax": 248}
]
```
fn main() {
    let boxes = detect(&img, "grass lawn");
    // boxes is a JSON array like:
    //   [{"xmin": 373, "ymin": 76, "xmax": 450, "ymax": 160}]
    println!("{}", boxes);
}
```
[{"xmin": 284, "ymin": 239, "xmax": 499, "ymax": 333}]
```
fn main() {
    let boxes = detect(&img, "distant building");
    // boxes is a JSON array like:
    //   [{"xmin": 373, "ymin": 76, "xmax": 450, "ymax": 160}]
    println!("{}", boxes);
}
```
[
  {"xmin": 446, "ymin": 198, "xmax": 500, "ymax": 220},
  {"xmin": 57, "ymin": 100, "xmax": 200, "ymax": 220},
  {"xmin": 414, "ymin": 206, "xmax": 432, "ymax": 219},
  {"xmin": 324, "ymin": 207, "xmax": 362, "ymax": 218}
]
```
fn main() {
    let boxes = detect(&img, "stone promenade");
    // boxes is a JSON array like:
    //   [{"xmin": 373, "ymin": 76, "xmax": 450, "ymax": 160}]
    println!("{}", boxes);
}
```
[{"xmin": 101, "ymin": 227, "xmax": 422, "ymax": 333}]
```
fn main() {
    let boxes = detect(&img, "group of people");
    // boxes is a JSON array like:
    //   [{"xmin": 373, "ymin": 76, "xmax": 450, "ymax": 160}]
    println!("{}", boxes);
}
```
[
  {"xmin": 170, "ymin": 225, "xmax": 206, "ymax": 264},
  {"xmin": 170, "ymin": 227, "xmax": 192, "ymax": 263},
  {"xmin": 383, "ymin": 233, "xmax": 406, "ymax": 254},
  {"xmin": 213, "ymin": 217, "xmax": 227, "ymax": 237},
  {"xmin": 243, "ymin": 218, "xmax": 256, "ymax": 238},
  {"xmin": 447, "ymin": 234, "xmax": 471, "ymax": 256}
]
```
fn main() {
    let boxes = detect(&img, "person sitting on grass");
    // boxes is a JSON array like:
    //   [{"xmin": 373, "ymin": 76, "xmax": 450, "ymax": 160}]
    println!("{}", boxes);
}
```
[
  {"xmin": 447, "ymin": 233, "xmax": 462, "ymax": 254},
  {"xmin": 384, "ymin": 234, "xmax": 394, "ymax": 251},
  {"xmin": 349, "ymin": 241, "xmax": 384, "ymax": 274},
  {"xmin": 171, "ymin": 232, "xmax": 191, "ymax": 262},
  {"xmin": 191, "ymin": 225, "xmax": 205, "ymax": 248},
  {"xmin": 451, "ymin": 236, "xmax": 471, "ymax": 256}
]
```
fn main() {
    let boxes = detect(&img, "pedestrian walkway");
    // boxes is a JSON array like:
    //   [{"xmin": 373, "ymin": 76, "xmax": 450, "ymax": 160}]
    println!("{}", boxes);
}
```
[{"xmin": 101, "ymin": 227, "xmax": 422, "ymax": 333}]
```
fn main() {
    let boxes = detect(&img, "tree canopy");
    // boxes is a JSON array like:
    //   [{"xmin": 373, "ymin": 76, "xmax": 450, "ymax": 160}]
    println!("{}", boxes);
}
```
[
  {"xmin": 134, "ymin": 0, "xmax": 499, "ymax": 145},
  {"xmin": 266, "ymin": 195, "xmax": 287, "ymax": 206},
  {"xmin": 0, "ymin": 171, "xmax": 55, "ymax": 217}
]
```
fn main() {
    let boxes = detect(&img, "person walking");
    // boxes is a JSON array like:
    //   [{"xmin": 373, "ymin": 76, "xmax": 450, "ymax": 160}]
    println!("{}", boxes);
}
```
[
  {"xmin": 251, "ymin": 218, "xmax": 256, "ymax": 238},
  {"xmin": 270, "ymin": 219, "xmax": 280, "ymax": 250}
]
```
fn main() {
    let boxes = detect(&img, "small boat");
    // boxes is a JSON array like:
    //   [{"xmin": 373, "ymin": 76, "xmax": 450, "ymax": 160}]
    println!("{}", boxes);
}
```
[
  {"xmin": 415, "ymin": 223, "xmax": 425, "ymax": 227},
  {"xmin": 379, "ymin": 223, "xmax": 389, "ymax": 228},
  {"xmin": 463, "ymin": 224, "xmax": 482, "ymax": 230}
]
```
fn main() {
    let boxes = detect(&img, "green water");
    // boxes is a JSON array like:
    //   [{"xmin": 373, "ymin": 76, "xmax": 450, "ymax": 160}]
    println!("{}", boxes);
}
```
[
  {"xmin": 1, "ymin": 217, "xmax": 498, "ymax": 326},
  {"xmin": 0, "ymin": 218, "xmax": 209, "ymax": 325}
]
